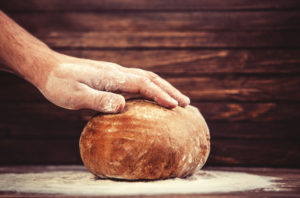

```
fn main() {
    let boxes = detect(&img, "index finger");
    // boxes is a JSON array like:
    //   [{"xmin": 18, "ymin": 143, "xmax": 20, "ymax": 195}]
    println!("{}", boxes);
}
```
[{"xmin": 118, "ymin": 73, "xmax": 178, "ymax": 108}]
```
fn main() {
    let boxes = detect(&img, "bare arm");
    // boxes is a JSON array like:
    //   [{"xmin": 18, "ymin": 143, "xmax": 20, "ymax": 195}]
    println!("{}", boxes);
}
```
[{"xmin": 0, "ymin": 10, "xmax": 190, "ymax": 113}]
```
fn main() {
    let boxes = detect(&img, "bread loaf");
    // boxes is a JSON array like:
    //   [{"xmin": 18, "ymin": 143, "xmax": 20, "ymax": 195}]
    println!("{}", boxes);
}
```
[{"xmin": 79, "ymin": 99, "xmax": 210, "ymax": 180}]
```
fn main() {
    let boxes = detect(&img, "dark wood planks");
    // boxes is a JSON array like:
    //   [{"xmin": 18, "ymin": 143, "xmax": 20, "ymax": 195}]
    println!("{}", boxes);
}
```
[
  {"xmin": 209, "ymin": 140, "xmax": 300, "ymax": 167},
  {"xmin": 0, "ymin": 139, "xmax": 81, "ymax": 164},
  {"xmin": 2, "ymin": 120, "xmax": 299, "ymax": 139},
  {"xmin": 2, "ymin": 9, "xmax": 299, "ymax": 50},
  {"xmin": 172, "ymin": 75, "xmax": 300, "ymax": 101},
  {"xmin": 0, "ymin": 1, "xmax": 299, "ymax": 167},
  {"xmin": 4, "ymin": 11, "xmax": 299, "ymax": 49},
  {"xmin": 208, "ymin": 121, "xmax": 300, "ymax": 139},
  {"xmin": 2, "ymin": 49, "xmax": 300, "ymax": 77},
  {"xmin": 8, "ymin": 12, "xmax": 300, "ymax": 32},
  {"xmin": 195, "ymin": 102, "xmax": 300, "ymax": 122},
  {"xmin": 0, "ymin": 139, "xmax": 299, "ymax": 167},
  {"xmin": 36, "ymin": 31, "xmax": 300, "ymax": 48},
  {"xmin": 1, "ymin": 72, "xmax": 299, "ymax": 102},
  {"xmin": 1, "ymin": 0, "xmax": 300, "ymax": 11},
  {"xmin": 58, "ymin": 49, "xmax": 300, "ymax": 74},
  {"xmin": 0, "ymin": 102, "xmax": 299, "ymax": 139},
  {"xmin": 168, "ymin": 76, "xmax": 300, "ymax": 101},
  {"xmin": 2, "ymin": 101, "xmax": 299, "ymax": 122}
]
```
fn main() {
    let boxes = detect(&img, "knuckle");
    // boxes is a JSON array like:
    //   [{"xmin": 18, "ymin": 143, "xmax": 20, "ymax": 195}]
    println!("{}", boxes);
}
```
[
  {"xmin": 148, "ymin": 71, "xmax": 160, "ymax": 81},
  {"xmin": 45, "ymin": 83, "xmax": 86, "ymax": 111},
  {"xmin": 73, "ymin": 82, "xmax": 85, "ymax": 91},
  {"xmin": 131, "ymin": 68, "xmax": 145, "ymax": 73},
  {"xmin": 137, "ymin": 77, "xmax": 156, "ymax": 97},
  {"xmin": 108, "ymin": 62, "xmax": 122, "ymax": 69},
  {"xmin": 139, "ymin": 76, "xmax": 152, "ymax": 86},
  {"xmin": 95, "ymin": 94, "xmax": 123, "ymax": 113},
  {"xmin": 129, "ymin": 68, "xmax": 148, "ymax": 76},
  {"xmin": 62, "ymin": 95, "xmax": 82, "ymax": 110},
  {"xmin": 93, "ymin": 93, "xmax": 105, "ymax": 106}
]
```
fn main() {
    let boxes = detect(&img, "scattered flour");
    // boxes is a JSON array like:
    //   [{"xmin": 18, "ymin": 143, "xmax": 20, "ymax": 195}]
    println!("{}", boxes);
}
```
[{"xmin": 0, "ymin": 168, "xmax": 282, "ymax": 196}]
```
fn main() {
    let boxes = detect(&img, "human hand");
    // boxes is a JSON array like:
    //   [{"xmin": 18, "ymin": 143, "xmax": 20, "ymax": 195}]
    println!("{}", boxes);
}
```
[
  {"xmin": 36, "ymin": 53, "xmax": 190, "ymax": 113},
  {"xmin": 0, "ymin": 10, "xmax": 189, "ymax": 113}
]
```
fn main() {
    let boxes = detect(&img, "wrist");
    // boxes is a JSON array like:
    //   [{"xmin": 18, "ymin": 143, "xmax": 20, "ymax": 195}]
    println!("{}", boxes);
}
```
[
  {"xmin": 16, "ymin": 45, "xmax": 59, "ymax": 89},
  {"xmin": 0, "ymin": 11, "xmax": 59, "ymax": 89}
]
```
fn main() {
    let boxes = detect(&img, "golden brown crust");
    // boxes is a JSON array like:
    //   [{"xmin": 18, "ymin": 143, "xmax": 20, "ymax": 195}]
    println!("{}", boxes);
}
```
[{"xmin": 79, "ymin": 99, "xmax": 210, "ymax": 180}]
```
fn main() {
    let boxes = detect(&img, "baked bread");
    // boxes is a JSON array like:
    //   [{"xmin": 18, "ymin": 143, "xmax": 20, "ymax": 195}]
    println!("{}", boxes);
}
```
[{"xmin": 79, "ymin": 99, "xmax": 210, "ymax": 180}]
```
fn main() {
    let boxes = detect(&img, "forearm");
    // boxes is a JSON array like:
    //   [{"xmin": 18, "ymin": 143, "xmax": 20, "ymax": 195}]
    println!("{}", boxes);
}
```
[
  {"xmin": 0, "ymin": 10, "xmax": 56, "ymax": 87},
  {"xmin": 0, "ymin": 10, "xmax": 189, "ymax": 112}
]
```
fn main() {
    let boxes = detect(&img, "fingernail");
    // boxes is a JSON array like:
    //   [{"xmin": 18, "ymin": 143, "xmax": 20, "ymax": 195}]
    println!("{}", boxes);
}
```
[
  {"xmin": 183, "ymin": 95, "xmax": 190, "ymax": 105},
  {"xmin": 115, "ymin": 101, "xmax": 125, "ymax": 112},
  {"xmin": 102, "ymin": 96, "xmax": 125, "ymax": 113},
  {"xmin": 178, "ymin": 95, "xmax": 190, "ymax": 107},
  {"xmin": 114, "ymin": 97, "xmax": 126, "ymax": 113},
  {"xmin": 168, "ymin": 97, "xmax": 178, "ymax": 107}
]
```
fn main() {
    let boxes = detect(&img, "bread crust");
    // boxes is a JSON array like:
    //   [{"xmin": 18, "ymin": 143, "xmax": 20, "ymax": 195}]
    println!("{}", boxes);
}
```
[{"xmin": 79, "ymin": 99, "xmax": 210, "ymax": 180}]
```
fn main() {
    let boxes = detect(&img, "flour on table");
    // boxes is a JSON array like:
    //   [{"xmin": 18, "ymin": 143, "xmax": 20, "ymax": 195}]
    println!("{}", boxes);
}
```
[{"xmin": 0, "ymin": 167, "xmax": 283, "ymax": 196}]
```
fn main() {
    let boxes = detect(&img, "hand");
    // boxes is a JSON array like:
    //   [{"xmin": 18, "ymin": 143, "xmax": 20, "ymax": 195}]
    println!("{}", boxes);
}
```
[
  {"xmin": 37, "ymin": 53, "xmax": 190, "ymax": 113},
  {"xmin": 0, "ymin": 10, "xmax": 189, "ymax": 113}
]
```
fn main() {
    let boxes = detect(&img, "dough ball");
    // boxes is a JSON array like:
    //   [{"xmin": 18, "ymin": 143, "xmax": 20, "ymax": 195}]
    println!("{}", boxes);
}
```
[{"xmin": 79, "ymin": 99, "xmax": 210, "ymax": 180}]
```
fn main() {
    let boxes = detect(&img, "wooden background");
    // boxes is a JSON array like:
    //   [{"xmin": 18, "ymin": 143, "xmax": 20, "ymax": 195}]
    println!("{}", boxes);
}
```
[{"xmin": 0, "ymin": 0, "xmax": 300, "ymax": 167}]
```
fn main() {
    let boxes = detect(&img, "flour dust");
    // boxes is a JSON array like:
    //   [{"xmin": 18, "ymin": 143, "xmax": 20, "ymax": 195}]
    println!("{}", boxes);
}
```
[{"xmin": 0, "ymin": 168, "xmax": 283, "ymax": 196}]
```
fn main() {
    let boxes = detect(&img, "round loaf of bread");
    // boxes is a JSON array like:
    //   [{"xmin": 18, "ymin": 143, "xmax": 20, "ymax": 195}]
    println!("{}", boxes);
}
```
[{"xmin": 79, "ymin": 99, "xmax": 210, "ymax": 180}]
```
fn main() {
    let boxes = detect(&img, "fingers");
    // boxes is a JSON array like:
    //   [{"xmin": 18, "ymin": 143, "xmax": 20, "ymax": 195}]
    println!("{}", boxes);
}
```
[
  {"xmin": 77, "ymin": 85, "xmax": 125, "ymax": 113},
  {"xmin": 117, "ymin": 73, "xmax": 178, "ymax": 108},
  {"xmin": 123, "ymin": 68, "xmax": 190, "ymax": 107},
  {"xmin": 78, "ymin": 61, "xmax": 190, "ymax": 109},
  {"xmin": 139, "ymin": 78, "xmax": 179, "ymax": 108},
  {"xmin": 147, "ymin": 72, "xmax": 190, "ymax": 107}
]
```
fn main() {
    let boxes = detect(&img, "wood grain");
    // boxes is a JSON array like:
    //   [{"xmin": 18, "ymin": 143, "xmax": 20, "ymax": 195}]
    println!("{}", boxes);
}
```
[
  {"xmin": 195, "ymin": 102, "xmax": 300, "ymax": 122},
  {"xmin": 0, "ymin": 0, "xmax": 299, "ymax": 167},
  {"xmin": 57, "ymin": 49, "xmax": 300, "ymax": 74},
  {"xmin": 77, "ymin": 102, "xmax": 300, "ymax": 122},
  {"xmin": 1, "ymin": 0, "xmax": 300, "ymax": 11},
  {"xmin": 209, "ymin": 140, "xmax": 300, "ymax": 167},
  {"xmin": 0, "ymin": 102, "xmax": 299, "ymax": 139},
  {"xmin": 209, "ymin": 121, "xmax": 300, "ymax": 139},
  {"xmin": 0, "ymin": 102, "xmax": 85, "ymax": 138},
  {"xmin": 1, "ymin": 72, "xmax": 299, "ymax": 102},
  {"xmin": 0, "ymin": 139, "xmax": 81, "ymax": 164},
  {"xmin": 35, "ymin": 31, "xmax": 300, "ymax": 48},
  {"xmin": 168, "ymin": 76, "xmax": 300, "ymax": 102},
  {"xmin": 0, "ymin": 138, "xmax": 299, "ymax": 166},
  {"xmin": 2, "ymin": 120, "xmax": 299, "ymax": 139},
  {"xmin": 2, "ymin": 49, "xmax": 300, "ymax": 83},
  {"xmin": 8, "ymin": 12, "xmax": 300, "ymax": 33}
]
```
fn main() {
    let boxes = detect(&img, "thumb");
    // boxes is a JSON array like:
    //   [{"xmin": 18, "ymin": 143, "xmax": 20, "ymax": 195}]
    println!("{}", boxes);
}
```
[{"xmin": 80, "ymin": 87, "xmax": 126, "ymax": 113}]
